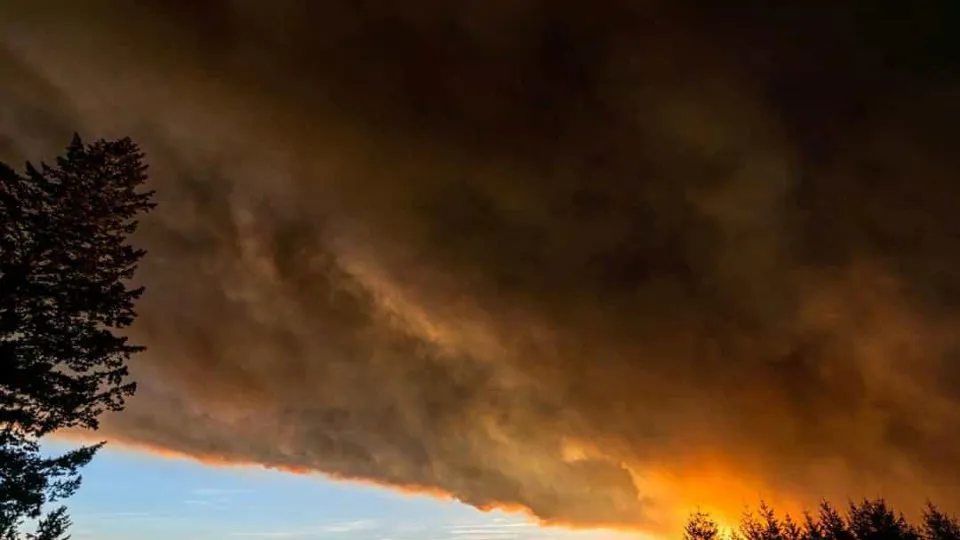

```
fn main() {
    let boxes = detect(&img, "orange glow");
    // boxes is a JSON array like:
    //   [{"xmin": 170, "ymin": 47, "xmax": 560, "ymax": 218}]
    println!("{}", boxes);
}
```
[{"xmin": 629, "ymin": 455, "xmax": 807, "ymax": 536}]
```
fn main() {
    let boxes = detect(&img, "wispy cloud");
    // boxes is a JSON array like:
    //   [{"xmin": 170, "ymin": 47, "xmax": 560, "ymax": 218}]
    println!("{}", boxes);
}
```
[
  {"xmin": 230, "ymin": 519, "xmax": 382, "ymax": 539},
  {"xmin": 322, "ymin": 519, "xmax": 381, "ymax": 533},
  {"xmin": 182, "ymin": 485, "xmax": 255, "ymax": 509},
  {"xmin": 442, "ymin": 522, "xmax": 528, "ymax": 540},
  {"xmin": 192, "ymin": 487, "xmax": 256, "ymax": 496}
]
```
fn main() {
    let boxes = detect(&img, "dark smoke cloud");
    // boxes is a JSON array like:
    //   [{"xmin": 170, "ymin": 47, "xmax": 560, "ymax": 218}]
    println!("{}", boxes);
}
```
[{"xmin": 2, "ymin": 0, "xmax": 960, "ymax": 532}]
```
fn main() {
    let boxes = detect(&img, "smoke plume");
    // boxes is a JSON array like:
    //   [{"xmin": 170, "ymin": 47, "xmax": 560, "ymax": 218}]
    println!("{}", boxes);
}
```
[{"xmin": 1, "ymin": 0, "xmax": 959, "ymax": 533}]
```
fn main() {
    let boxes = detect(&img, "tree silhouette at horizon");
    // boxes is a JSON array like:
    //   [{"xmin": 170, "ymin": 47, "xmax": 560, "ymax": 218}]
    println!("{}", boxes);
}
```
[{"xmin": 685, "ymin": 499, "xmax": 960, "ymax": 540}]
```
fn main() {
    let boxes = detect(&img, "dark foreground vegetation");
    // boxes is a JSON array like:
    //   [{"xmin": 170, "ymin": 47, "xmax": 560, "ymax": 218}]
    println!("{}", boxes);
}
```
[
  {"xmin": 686, "ymin": 499, "xmax": 960, "ymax": 540},
  {"xmin": 0, "ymin": 136, "xmax": 154, "ymax": 539}
]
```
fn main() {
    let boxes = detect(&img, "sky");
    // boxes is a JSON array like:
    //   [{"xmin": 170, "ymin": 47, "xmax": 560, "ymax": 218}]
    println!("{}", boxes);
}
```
[{"xmin": 1, "ymin": 1, "xmax": 960, "ymax": 539}]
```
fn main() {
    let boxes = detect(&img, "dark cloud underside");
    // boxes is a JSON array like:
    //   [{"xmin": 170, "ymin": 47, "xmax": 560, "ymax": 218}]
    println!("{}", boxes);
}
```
[{"xmin": 2, "ymin": 0, "xmax": 959, "ymax": 532}]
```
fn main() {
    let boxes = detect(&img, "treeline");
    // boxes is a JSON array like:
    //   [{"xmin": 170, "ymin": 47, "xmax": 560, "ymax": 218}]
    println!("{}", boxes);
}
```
[{"xmin": 686, "ymin": 500, "xmax": 960, "ymax": 540}]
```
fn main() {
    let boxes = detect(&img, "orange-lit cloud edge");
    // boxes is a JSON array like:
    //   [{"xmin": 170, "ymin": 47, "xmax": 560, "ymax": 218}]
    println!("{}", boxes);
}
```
[
  {"xmin": 52, "ymin": 431, "xmax": 807, "ymax": 539},
  {"xmin": 52, "ymin": 431, "xmax": 648, "ymax": 535}
]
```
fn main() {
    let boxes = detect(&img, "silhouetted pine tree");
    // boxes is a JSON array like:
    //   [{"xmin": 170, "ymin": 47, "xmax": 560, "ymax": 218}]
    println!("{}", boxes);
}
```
[
  {"xmin": 804, "ymin": 511, "xmax": 826, "ymax": 540},
  {"xmin": 686, "ymin": 510, "xmax": 722, "ymax": 540},
  {"xmin": 782, "ymin": 513, "xmax": 804, "ymax": 540},
  {"xmin": 847, "ymin": 499, "xmax": 918, "ymax": 540},
  {"xmin": 821, "ymin": 502, "xmax": 856, "ymax": 540},
  {"xmin": 0, "ymin": 135, "xmax": 154, "ymax": 539},
  {"xmin": 739, "ymin": 508, "xmax": 760, "ymax": 540},
  {"xmin": 922, "ymin": 504, "xmax": 960, "ymax": 540}
]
